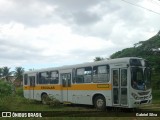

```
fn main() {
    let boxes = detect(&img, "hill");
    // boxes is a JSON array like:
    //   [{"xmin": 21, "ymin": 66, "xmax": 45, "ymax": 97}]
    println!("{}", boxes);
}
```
[{"xmin": 110, "ymin": 31, "xmax": 160, "ymax": 89}]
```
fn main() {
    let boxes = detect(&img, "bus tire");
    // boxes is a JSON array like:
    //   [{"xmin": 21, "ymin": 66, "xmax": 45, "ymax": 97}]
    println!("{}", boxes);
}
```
[
  {"xmin": 94, "ymin": 95, "xmax": 106, "ymax": 111},
  {"xmin": 41, "ymin": 94, "xmax": 49, "ymax": 105}
]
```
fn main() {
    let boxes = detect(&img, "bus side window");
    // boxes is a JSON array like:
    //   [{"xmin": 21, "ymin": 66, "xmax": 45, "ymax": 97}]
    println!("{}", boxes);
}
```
[
  {"xmin": 72, "ymin": 68, "xmax": 76, "ymax": 84},
  {"xmin": 62, "ymin": 75, "xmax": 66, "ymax": 87},
  {"xmin": 93, "ymin": 65, "xmax": 109, "ymax": 83},
  {"xmin": 76, "ymin": 67, "xmax": 92, "ymax": 83},
  {"xmin": 24, "ymin": 74, "xmax": 28, "ymax": 85},
  {"xmin": 39, "ymin": 72, "xmax": 50, "ymax": 84},
  {"xmin": 76, "ymin": 68, "xmax": 84, "ymax": 83},
  {"xmin": 50, "ymin": 71, "xmax": 59, "ymax": 84},
  {"xmin": 93, "ymin": 66, "xmax": 98, "ymax": 82},
  {"xmin": 67, "ymin": 74, "xmax": 71, "ymax": 87},
  {"xmin": 29, "ymin": 76, "xmax": 35, "ymax": 87},
  {"xmin": 84, "ymin": 67, "xmax": 92, "ymax": 83},
  {"xmin": 121, "ymin": 69, "xmax": 127, "ymax": 86}
]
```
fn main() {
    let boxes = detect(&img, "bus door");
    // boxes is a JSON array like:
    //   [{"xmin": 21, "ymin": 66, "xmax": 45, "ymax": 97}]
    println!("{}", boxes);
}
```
[
  {"xmin": 28, "ymin": 74, "xmax": 36, "ymax": 99},
  {"xmin": 112, "ymin": 68, "xmax": 128, "ymax": 106},
  {"xmin": 60, "ymin": 69, "xmax": 72, "ymax": 102}
]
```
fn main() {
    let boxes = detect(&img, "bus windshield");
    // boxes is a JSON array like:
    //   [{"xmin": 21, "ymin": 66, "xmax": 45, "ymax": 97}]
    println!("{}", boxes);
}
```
[{"xmin": 131, "ymin": 67, "xmax": 151, "ymax": 90}]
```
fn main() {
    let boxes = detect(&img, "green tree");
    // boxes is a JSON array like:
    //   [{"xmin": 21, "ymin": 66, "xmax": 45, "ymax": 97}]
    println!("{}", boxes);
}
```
[
  {"xmin": 0, "ymin": 80, "xmax": 13, "ymax": 97},
  {"xmin": 14, "ymin": 67, "xmax": 24, "ymax": 82},
  {"xmin": 0, "ymin": 68, "xmax": 2, "ymax": 78},
  {"xmin": 2, "ymin": 67, "xmax": 13, "ymax": 81},
  {"xmin": 94, "ymin": 57, "xmax": 104, "ymax": 61}
]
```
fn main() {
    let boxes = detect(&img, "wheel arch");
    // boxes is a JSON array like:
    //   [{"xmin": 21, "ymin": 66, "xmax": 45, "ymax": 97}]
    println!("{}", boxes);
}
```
[
  {"xmin": 41, "ymin": 92, "xmax": 47, "ymax": 100},
  {"xmin": 92, "ymin": 93, "xmax": 106, "ymax": 105}
]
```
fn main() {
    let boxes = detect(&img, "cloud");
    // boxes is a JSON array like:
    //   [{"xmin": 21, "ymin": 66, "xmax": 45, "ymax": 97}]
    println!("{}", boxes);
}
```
[{"xmin": 0, "ymin": 0, "xmax": 160, "ymax": 70}]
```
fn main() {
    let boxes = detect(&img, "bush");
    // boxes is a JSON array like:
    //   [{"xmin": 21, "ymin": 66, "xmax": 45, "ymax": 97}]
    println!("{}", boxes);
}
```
[
  {"xmin": 47, "ymin": 96, "xmax": 61, "ymax": 107},
  {"xmin": 0, "ymin": 80, "xmax": 15, "ymax": 97},
  {"xmin": 16, "ymin": 87, "xmax": 23, "ymax": 97}
]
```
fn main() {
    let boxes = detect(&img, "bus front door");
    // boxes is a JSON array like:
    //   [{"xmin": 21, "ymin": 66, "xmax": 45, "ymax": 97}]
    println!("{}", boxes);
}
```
[
  {"xmin": 29, "ymin": 75, "xmax": 36, "ymax": 99},
  {"xmin": 112, "ymin": 68, "xmax": 128, "ymax": 106},
  {"xmin": 61, "ymin": 73, "xmax": 71, "ymax": 102}
]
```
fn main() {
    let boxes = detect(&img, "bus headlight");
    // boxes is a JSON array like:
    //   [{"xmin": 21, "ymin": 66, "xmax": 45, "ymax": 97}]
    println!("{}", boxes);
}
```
[{"xmin": 131, "ymin": 93, "xmax": 139, "ymax": 100}]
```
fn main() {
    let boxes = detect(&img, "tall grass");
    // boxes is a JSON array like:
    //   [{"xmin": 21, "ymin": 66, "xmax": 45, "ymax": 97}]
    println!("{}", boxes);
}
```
[
  {"xmin": 152, "ymin": 89, "xmax": 160, "ymax": 104},
  {"xmin": 16, "ymin": 86, "xmax": 23, "ymax": 97}
]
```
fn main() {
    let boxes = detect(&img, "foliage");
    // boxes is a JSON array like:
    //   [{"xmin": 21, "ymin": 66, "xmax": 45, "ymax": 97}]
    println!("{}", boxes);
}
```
[
  {"xmin": 14, "ymin": 67, "xmax": 25, "ymax": 82},
  {"xmin": 47, "ymin": 96, "xmax": 61, "ymax": 107},
  {"xmin": 152, "ymin": 89, "xmax": 160, "ymax": 102},
  {"xmin": 1, "ymin": 67, "xmax": 13, "ymax": 81},
  {"xmin": 0, "ymin": 80, "xmax": 14, "ymax": 97},
  {"xmin": 16, "ymin": 87, "xmax": 24, "ymax": 97},
  {"xmin": 0, "ymin": 68, "xmax": 2, "ymax": 77},
  {"xmin": 110, "ymin": 31, "xmax": 160, "ymax": 89},
  {"xmin": 94, "ymin": 57, "xmax": 104, "ymax": 61}
]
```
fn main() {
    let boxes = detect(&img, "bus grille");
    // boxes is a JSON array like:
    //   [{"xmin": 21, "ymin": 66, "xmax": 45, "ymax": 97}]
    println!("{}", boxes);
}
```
[
  {"xmin": 138, "ymin": 91, "xmax": 149, "ymax": 96},
  {"xmin": 140, "ymin": 100, "xmax": 148, "ymax": 104}
]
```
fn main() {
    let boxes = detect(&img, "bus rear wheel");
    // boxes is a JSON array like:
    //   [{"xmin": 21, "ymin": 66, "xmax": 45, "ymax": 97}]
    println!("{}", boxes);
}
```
[
  {"xmin": 41, "ymin": 94, "xmax": 50, "ymax": 105},
  {"xmin": 94, "ymin": 95, "xmax": 106, "ymax": 111}
]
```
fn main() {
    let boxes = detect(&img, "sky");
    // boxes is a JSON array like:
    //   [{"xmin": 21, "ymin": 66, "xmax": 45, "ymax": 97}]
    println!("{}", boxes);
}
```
[{"xmin": 0, "ymin": 0, "xmax": 160, "ymax": 71}]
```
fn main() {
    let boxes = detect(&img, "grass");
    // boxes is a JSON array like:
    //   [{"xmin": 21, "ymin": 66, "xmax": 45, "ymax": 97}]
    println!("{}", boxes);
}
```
[
  {"xmin": 0, "ymin": 87, "xmax": 160, "ymax": 119},
  {"xmin": 152, "ymin": 89, "xmax": 160, "ymax": 104}
]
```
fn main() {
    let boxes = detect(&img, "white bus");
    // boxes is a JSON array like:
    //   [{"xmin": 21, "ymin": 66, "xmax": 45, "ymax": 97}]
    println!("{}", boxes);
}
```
[{"xmin": 23, "ymin": 57, "xmax": 152, "ymax": 110}]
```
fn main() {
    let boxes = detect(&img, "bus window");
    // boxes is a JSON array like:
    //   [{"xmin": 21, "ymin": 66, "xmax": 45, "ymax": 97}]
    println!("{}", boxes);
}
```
[
  {"xmin": 67, "ymin": 74, "xmax": 71, "ymax": 87},
  {"xmin": 61, "ymin": 73, "xmax": 71, "ymax": 87},
  {"xmin": 50, "ymin": 71, "xmax": 59, "ymax": 84},
  {"xmin": 113, "ymin": 70, "xmax": 118, "ymax": 86},
  {"xmin": 62, "ymin": 74, "xmax": 67, "ymax": 87},
  {"xmin": 38, "ymin": 72, "xmax": 50, "ymax": 84},
  {"xmin": 93, "ymin": 65, "xmax": 109, "ymax": 83},
  {"xmin": 131, "ymin": 67, "xmax": 144, "ymax": 90},
  {"xmin": 121, "ymin": 69, "xmax": 127, "ymax": 86},
  {"xmin": 76, "ymin": 67, "xmax": 92, "ymax": 83},
  {"xmin": 29, "ymin": 76, "xmax": 35, "ymax": 87},
  {"xmin": 24, "ymin": 74, "xmax": 28, "ymax": 85},
  {"xmin": 72, "ymin": 68, "xmax": 76, "ymax": 83}
]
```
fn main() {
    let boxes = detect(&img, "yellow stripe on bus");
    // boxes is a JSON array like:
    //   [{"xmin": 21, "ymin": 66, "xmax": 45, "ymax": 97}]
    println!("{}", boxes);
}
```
[{"xmin": 23, "ymin": 84, "xmax": 112, "ymax": 90}]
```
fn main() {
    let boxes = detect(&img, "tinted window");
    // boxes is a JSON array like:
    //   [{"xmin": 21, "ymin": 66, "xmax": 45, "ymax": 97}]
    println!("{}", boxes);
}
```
[
  {"xmin": 130, "ymin": 59, "xmax": 142, "ymax": 66},
  {"xmin": 24, "ymin": 74, "xmax": 28, "ymax": 85}
]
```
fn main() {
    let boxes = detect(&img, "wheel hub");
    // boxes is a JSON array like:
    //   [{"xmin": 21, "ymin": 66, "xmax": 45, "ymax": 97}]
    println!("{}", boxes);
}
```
[{"xmin": 97, "ymin": 99, "xmax": 104, "ymax": 107}]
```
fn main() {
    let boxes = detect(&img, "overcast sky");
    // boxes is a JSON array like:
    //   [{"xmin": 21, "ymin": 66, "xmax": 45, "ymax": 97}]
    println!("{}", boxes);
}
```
[{"xmin": 0, "ymin": 0, "xmax": 160, "ymax": 71}]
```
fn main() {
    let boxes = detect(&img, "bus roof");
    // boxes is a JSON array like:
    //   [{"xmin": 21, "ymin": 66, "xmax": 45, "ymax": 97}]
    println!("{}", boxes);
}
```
[{"xmin": 24, "ymin": 57, "xmax": 143, "ymax": 74}]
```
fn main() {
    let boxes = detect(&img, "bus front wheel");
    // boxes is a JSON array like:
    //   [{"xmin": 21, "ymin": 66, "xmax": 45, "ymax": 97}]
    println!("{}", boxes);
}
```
[{"xmin": 94, "ymin": 95, "xmax": 106, "ymax": 111}]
